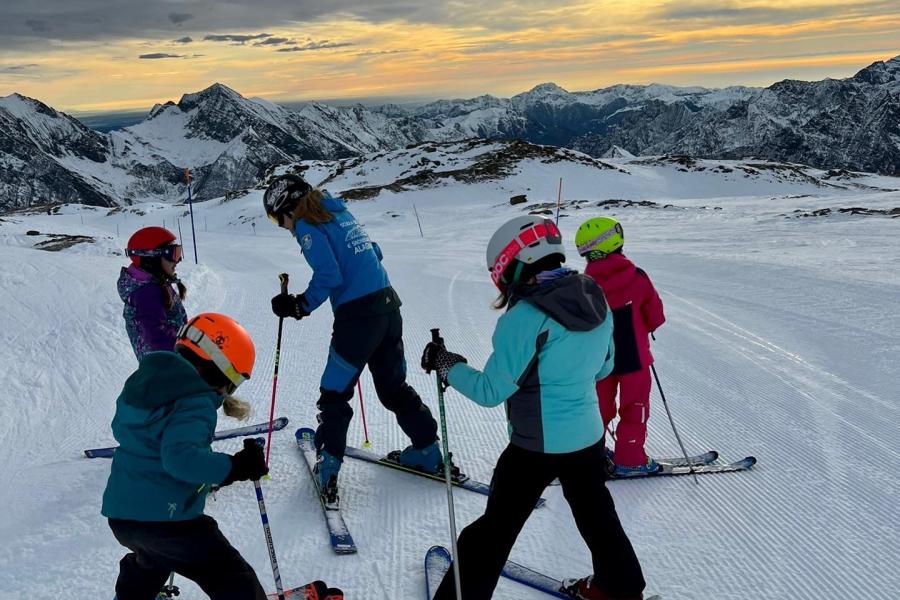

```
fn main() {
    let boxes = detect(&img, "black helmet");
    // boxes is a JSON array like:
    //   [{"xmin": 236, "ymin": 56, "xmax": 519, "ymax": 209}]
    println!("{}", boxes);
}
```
[{"xmin": 264, "ymin": 174, "xmax": 312, "ymax": 224}]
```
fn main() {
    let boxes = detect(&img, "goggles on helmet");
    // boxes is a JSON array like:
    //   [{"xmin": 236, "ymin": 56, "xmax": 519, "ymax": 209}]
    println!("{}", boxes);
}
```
[
  {"xmin": 490, "ymin": 221, "xmax": 561, "ymax": 286},
  {"xmin": 177, "ymin": 321, "xmax": 249, "ymax": 391},
  {"xmin": 576, "ymin": 223, "xmax": 623, "ymax": 256},
  {"xmin": 127, "ymin": 243, "xmax": 183, "ymax": 263}
]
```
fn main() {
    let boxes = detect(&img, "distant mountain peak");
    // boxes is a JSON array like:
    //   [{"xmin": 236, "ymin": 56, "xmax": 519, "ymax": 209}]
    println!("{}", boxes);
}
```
[
  {"xmin": 852, "ymin": 55, "xmax": 900, "ymax": 86},
  {"xmin": 526, "ymin": 82, "xmax": 569, "ymax": 95},
  {"xmin": 178, "ymin": 82, "xmax": 245, "ymax": 110}
]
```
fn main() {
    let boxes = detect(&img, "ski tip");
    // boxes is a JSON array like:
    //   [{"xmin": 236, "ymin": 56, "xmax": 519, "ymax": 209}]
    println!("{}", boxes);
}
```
[
  {"xmin": 426, "ymin": 545, "xmax": 452, "ymax": 561},
  {"xmin": 295, "ymin": 427, "xmax": 315, "ymax": 441},
  {"xmin": 743, "ymin": 456, "xmax": 758, "ymax": 466}
]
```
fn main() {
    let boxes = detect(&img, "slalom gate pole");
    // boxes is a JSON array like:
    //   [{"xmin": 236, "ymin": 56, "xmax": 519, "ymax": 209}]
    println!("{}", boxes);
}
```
[
  {"xmin": 248, "ymin": 439, "xmax": 285, "ymax": 600},
  {"xmin": 431, "ymin": 328, "xmax": 462, "ymax": 600},
  {"xmin": 357, "ymin": 379, "xmax": 371, "ymax": 448},
  {"xmin": 650, "ymin": 333, "xmax": 698, "ymax": 485},
  {"xmin": 555, "ymin": 177, "xmax": 563, "ymax": 226},
  {"xmin": 185, "ymin": 168, "xmax": 198, "ymax": 264},
  {"xmin": 266, "ymin": 273, "xmax": 289, "ymax": 467}
]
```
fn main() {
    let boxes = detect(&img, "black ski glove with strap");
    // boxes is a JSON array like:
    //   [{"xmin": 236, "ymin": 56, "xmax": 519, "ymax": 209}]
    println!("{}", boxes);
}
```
[
  {"xmin": 220, "ymin": 439, "xmax": 269, "ymax": 486},
  {"xmin": 421, "ymin": 341, "xmax": 467, "ymax": 389},
  {"xmin": 271, "ymin": 292, "xmax": 310, "ymax": 320}
]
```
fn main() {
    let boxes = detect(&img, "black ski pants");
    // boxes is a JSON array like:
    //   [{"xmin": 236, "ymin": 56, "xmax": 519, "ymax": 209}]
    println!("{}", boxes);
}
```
[
  {"xmin": 434, "ymin": 442, "xmax": 646, "ymax": 600},
  {"xmin": 315, "ymin": 308, "xmax": 438, "ymax": 459},
  {"xmin": 109, "ymin": 515, "xmax": 266, "ymax": 600}
]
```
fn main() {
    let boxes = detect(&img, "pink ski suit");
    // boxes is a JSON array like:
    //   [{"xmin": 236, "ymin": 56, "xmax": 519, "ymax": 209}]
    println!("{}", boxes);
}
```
[{"xmin": 585, "ymin": 253, "xmax": 665, "ymax": 467}]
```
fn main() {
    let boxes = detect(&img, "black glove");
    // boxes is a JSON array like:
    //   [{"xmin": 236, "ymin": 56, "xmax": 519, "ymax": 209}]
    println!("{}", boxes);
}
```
[
  {"xmin": 271, "ymin": 292, "xmax": 310, "ymax": 320},
  {"xmin": 421, "ymin": 341, "xmax": 467, "ymax": 389},
  {"xmin": 220, "ymin": 439, "xmax": 269, "ymax": 486}
]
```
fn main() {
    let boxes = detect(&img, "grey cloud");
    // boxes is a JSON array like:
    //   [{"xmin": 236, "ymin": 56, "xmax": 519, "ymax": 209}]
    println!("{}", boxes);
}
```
[
  {"xmin": 277, "ymin": 40, "xmax": 353, "ymax": 52},
  {"xmin": 25, "ymin": 19, "xmax": 49, "ymax": 32},
  {"xmin": 1, "ymin": 63, "xmax": 40, "ymax": 72},
  {"xmin": 204, "ymin": 33, "xmax": 272, "ymax": 43},
  {"xmin": 0, "ymin": 1, "xmax": 458, "ymax": 51},
  {"xmin": 139, "ymin": 53, "xmax": 185, "ymax": 59},
  {"xmin": 654, "ymin": 1, "xmax": 887, "ymax": 24},
  {"xmin": 173, "ymin": 36, "xmax": 193, "ymax": 44},
  {"xmin": 355, "ymin": 49, "xmax": 410, "ymax": 56},
  {"xmin": 254, "ymin": 37, "xmax": 293, "ymax": 46},
  {"xmin": 169, "ymin": 13, "xmax": 194, "ymax": 24}
]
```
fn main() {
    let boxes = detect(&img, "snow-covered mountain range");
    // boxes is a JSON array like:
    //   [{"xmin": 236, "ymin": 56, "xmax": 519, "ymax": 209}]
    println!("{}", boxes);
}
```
[{"xmin": 2, "ymin": 55, "xmax": 899, "ymax": 212}]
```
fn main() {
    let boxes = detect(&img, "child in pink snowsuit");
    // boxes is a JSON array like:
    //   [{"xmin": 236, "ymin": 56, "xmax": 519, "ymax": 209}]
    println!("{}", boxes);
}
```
[{"xmin": 585, "ymin": 251, "xmax": 665, "ymax": 471}]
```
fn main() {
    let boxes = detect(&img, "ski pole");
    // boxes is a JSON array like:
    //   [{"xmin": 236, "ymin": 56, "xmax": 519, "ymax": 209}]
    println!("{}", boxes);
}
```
[
  {"xmin": 357, "ymin": 379, "xmax": 371, "ymax": 448},
  {"xmin": 248, "ymin": 438, "xmax": 286, "ymax": 600},
  {"xmin": 266, "ymin": 273, "xmax": 289, "ymax": 467},
  {"xmin": 431, "ymin": 328, "xmax": 462, "ymax": 600},
  {"xmin": 649, "ymin": 333, "xmax": 698, "ymax": 485}
]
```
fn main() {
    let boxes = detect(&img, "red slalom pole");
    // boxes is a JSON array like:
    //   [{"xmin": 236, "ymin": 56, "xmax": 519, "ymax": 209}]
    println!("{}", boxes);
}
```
[
  {"xmin": 266, "ymin": 273, "xmax": 289, "ymax": 466},
  {"xmin": 357, "ymin": 379, "xmax": 371, "ymax": 448}
]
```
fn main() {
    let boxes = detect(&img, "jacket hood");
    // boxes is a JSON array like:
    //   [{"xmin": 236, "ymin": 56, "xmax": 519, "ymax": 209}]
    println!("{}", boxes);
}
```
[
  {"xmin": 512, "ymin": 271, "xmax": 608, "ymax": 332},
  {"xmin": 321, "ymin": 191, "xmax": 347, "ymax": 214},
  {"xmin": 117, "ymin": 265, "xmax": 153, "ymax": 303},
  {"xmin": 585, "ymin": 253, "xmax": 637, "ymax": 295},
  {"xmin": 122, "ymin": 351, "xmax": 220, "ymax": 411}
]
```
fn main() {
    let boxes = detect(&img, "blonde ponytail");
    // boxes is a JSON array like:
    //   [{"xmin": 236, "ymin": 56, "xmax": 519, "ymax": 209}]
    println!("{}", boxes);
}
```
[{"xmin": 222, "ymin": 394, "xmax": 251, "ymax": 421}]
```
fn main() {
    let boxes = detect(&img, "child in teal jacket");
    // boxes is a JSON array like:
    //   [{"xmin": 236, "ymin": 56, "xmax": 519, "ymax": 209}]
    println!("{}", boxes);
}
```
[
  {"xmin": 102, "ymin": 313, "xmax": 269, "ymax": 600},
  {"xmin": 422, "ymin": 216, "xmax": 646, "ymax": 600}
]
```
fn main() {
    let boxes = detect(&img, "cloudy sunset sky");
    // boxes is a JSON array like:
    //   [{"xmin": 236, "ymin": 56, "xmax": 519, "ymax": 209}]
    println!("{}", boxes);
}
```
[{"xmin": 1, "ymin": 0, "xmax": 898, "ymax": 113}]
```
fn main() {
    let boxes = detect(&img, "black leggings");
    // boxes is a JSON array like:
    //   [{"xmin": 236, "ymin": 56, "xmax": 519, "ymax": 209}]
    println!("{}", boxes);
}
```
[
  {"xmin": 315, "ymin": 308, "xmax": 437, "ymax": 458},
  {"xmin": 435, "ymin": 442, "xmax": 646, "ymax": 600},
  {"xmin": 109, "ymin": 515, "xmax": 266, "ymax": 600}
]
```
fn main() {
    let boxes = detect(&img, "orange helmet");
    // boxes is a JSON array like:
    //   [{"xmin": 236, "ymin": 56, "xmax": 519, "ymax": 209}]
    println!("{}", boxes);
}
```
[{"xmin": 176, "ymin": 313, "xmax": 255, "ymax": 390}]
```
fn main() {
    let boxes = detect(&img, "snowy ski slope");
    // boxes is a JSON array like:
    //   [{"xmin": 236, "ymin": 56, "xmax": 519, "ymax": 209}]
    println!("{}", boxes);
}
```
[{"xmin": 0, "ymin": 160, "xmax": 898, "ymax": 599}]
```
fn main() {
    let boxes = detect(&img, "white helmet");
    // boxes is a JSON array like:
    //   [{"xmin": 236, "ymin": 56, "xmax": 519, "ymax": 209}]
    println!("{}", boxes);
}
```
[{"xmin": 486, "ymin": 216, "xmax": 565, "ymax": 288}]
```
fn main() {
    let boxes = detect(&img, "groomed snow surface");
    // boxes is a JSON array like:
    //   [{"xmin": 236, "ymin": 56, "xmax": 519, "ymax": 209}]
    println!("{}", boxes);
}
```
[{"xmin": 0, "ymin": 173, "xmax": 898, "ymax": 599}]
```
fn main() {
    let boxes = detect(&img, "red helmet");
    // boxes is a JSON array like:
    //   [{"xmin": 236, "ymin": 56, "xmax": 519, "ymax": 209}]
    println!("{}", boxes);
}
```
[{"xmin": 126, "ymin": 227, "xmax": 179, "ymax": 266}]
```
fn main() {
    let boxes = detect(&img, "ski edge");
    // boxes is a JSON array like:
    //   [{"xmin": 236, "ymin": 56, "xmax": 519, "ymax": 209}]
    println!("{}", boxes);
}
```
[
  {"xmin": 345, "ymin": 444, "xmax": 547, "ymax": 509},
  {"xmin": 84, "ymin": 417, "xmax": 290, "ymax": 458},
  {"xmin": 295, "ymin": 427, "xmax": 357, "ymax": 555}
]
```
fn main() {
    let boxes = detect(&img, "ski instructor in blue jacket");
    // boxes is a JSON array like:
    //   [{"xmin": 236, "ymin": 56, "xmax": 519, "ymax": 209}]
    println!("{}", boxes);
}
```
[
  {"xmin": 264, "ymin": 174, "xmax": 442, "ymax": 502},
  {"xmin": 421, "ymin": 216, "xmax": 646, "ymax": 600}
]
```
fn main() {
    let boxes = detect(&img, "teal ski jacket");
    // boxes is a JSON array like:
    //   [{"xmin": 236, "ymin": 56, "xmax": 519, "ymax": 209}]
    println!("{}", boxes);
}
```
[
  {"xmin": 448, "ymin": 271, "xmax": 615, "ymax": 454},
  {"xmin": 101, "ymin": 352, "xmax": 232, "ymax": 521}
]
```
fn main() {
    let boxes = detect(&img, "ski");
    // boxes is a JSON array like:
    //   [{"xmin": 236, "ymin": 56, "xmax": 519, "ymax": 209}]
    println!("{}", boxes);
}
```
[
  {"xmin": 608, "ymin": 456, "xmax": 757, "ymax": 480},
  {"xmin": 344, "ymin": 444, "xmax": 547, "ymax": 509},
  {"xmin": 85, "ymin": 417, "xmax": 290, "ymax": 458},
  {"xmin": 425, "ymin": 545, "xmax": 452, "ymax": 599},
  {"xmin": 266, "ymin": 579, "xmax": 343, "ymax": 599},
  {"xmin": 654, "ymin": 450, "xmax": 718, "ymax": 467},
  {"xmin": 426, "ymin": 547, "xmax": 661, "ymax": 599},
  {"xmin": 550, "ymin": 450, "xmax": 719, "ymax": 486},
  {"xmin": 295, "ymin": 428, "xmax": 357, "ymax": 555}
]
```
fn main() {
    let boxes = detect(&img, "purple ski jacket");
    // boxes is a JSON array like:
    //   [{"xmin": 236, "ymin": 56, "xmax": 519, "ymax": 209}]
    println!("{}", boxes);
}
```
[{"xmin": 117, "ymin": 266, "xmax": 187, "ymax": 360}]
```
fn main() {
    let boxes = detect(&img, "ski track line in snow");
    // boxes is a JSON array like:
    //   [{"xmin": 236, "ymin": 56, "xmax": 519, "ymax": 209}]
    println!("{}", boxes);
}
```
[
  {"xmin": 663, "ymin": 292, "xmax": 900, "ymax": 462},
  {"xmin": 661, "ymin": 288, "xmax": 896, "ymax": 414}
]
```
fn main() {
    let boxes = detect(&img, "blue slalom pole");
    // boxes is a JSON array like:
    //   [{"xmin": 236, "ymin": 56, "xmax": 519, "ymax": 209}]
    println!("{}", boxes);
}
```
[
  {"xmin": 247, "ymin": 438, "xmax": 285, "ymax": 600},
  {"xmin": 184, "ymin": 168, "xmax": 198, "ymax": 264}
]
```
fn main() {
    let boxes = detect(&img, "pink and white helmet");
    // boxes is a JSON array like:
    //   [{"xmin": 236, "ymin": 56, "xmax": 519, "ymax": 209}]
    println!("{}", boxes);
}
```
[{"xmin": 486, "ymin": 216, "xmax": 565, "ymax": 289}]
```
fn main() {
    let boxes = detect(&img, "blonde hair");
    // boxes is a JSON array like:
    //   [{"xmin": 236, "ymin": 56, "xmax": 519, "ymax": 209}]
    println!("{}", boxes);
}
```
[
  {"xmin": 222, "ymin": 395, "xmax": 251, "ymax": 421},
  {"xmin": 289, "ymin": 189, "xmax": 333, "ymax": 225}
]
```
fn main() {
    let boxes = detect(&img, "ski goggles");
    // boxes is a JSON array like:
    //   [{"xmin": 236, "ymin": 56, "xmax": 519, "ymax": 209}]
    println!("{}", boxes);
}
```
[
  {"xmin": 177, "ymin": 321, "xmax": 249, "ymax": 391},
  {"xmin": 490, "ymin": 220, "xmax": 562, "ymax": 287},
  {"xmin": 127, "ymin": 244, "xmax": 183, "ymax": 263}
]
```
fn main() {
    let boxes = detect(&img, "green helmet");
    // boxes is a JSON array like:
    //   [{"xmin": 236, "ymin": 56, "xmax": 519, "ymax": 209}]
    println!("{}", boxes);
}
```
[{"xmin": 575, "ymin": 217, "xmax": 624, "ymax": 258}]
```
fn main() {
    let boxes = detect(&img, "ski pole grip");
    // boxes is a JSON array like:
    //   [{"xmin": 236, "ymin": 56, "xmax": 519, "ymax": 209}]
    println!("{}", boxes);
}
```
[
  {"xmin": 279, "ymin": 273, "xmax": 289, "ymax": 294},
  {"xmin": 431, "ymin": 328, "xmax": 441, "ymax": 343}
]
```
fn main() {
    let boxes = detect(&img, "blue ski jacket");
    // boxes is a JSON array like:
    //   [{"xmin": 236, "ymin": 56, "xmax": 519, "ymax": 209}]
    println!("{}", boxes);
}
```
[
  {"xmin": 101, "ymin": 352, "xmax": 232, "ymax": 521},
  {"xmin": 292, "ymin": 192, "xmax": 392, "ymax": 316},
  {"xmin": 448, "ymin": 271, "xmax": 615, "ymax": 454}
]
